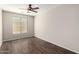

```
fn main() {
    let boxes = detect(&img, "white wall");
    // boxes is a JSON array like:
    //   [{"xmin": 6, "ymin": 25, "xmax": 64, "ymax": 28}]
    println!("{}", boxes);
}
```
[
  {"xmin": 35, "ymin": 4, "xmax": 79, "ymax": 53},
  {"xmin": 0, "ymin": 9, "xmax": 2, "ymax": 47},
  {"xmin": 3, "ymin": 11, "xmax": 34, "ymax": 41}
]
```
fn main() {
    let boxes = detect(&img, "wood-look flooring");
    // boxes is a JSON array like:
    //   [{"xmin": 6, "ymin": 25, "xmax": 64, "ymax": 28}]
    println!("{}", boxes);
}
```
[{"xmin": 0, "ymin": 37, "xmax": 76, "ymax": 54}]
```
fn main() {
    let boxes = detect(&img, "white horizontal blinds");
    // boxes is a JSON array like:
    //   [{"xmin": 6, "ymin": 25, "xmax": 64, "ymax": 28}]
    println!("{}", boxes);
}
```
[
  {"xmin": 12, "ymin": 16, "xmax": 27, "ymax": 34},
  {"xmin": 20, "ymin": 17, "xmax": 27, "ymax": 33},
  {"xmin": 13, "ymin": 16, "xmax": 21, "ymax": 34}
]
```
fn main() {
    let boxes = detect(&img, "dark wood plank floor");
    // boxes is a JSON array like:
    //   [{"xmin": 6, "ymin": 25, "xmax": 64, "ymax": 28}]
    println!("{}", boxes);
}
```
[{"xmin": 0, "ymin": 37, "xmax": 76, "ymax": 54}]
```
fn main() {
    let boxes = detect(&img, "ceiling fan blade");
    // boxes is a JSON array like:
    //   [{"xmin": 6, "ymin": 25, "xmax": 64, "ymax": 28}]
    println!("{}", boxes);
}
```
[
  {"xmin": 20, "ymin": 4, "xmax": 39, "ymax": 13},
  {"xmin": 31, "ymin": 10, "xmax": 37, "ymax": 13},
  {"xmin": 32, "ymin": 7, "xmax": 39, "ymax": 9}
]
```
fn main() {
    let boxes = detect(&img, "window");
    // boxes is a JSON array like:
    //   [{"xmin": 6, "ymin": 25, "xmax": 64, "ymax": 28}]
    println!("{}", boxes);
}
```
[{"xmin": 12, "ymin": 16, "xmax": 27, "ymax": 34}]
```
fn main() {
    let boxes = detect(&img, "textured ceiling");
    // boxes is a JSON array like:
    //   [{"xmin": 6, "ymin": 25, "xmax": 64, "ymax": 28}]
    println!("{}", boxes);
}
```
[{"xmin": 0, "ymin": 4, "xmax": 60, "ymax": 16}]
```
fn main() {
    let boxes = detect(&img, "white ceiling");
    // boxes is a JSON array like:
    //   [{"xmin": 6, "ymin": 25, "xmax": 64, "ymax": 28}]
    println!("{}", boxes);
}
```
[{"xmin": 0, "ymin": 4, "xmax": 60, "ymax": 16}]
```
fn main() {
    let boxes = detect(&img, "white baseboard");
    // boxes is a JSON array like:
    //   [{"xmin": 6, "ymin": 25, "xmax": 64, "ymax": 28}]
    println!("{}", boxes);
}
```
[
  {"xmin": 3, "ymin": 36, "xmax": 34, "ymax": 42},
  {"xmin": 35, "ymin": 35, "xmax": 78, "ymax": 54}
]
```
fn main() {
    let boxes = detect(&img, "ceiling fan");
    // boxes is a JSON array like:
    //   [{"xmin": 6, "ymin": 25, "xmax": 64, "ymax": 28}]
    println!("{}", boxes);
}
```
[{"xmin": 20, "ymin": 4, "xmax": 39, "ymax": 13}]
